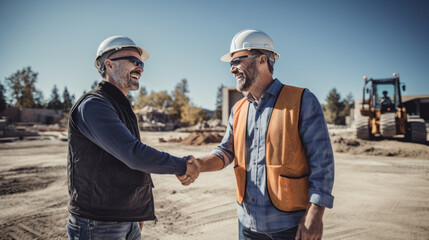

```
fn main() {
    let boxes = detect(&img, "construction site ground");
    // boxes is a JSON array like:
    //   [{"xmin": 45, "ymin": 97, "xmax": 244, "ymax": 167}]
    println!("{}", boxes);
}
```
[{"xmin": 0, "ymin": 128, "xmax": 428, "ymax": 239}]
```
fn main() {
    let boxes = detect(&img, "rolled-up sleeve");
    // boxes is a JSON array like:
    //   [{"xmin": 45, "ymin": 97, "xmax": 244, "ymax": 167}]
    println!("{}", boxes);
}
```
[
  {"xmin": 211, "ymin": 107, "xmax": 235, "ymax": 168},
  {"xmin": 74, "ymin": 95, "xmax": 187, "ymax": 175},
  {"xmin": 299, "ymin": 90, "xmax": 335, "ymax": 208}
]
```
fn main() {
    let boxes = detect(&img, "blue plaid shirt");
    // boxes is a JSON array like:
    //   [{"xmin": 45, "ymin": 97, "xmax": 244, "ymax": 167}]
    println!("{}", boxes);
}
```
[{"xmin": 212, "ymin": 79, "xmax": 335, "ymax": 233}]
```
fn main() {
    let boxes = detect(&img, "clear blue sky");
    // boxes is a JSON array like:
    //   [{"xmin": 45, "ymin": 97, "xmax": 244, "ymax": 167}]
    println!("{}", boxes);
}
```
[{"xmin": 1, "ymin": 0, "xmax": 428, "ymax": 110}]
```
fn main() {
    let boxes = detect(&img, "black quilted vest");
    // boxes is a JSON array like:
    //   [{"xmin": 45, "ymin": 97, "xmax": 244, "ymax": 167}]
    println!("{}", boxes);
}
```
[{"xmin": 67, "ymin": 81, "xmax": 155, "ymax": 221}]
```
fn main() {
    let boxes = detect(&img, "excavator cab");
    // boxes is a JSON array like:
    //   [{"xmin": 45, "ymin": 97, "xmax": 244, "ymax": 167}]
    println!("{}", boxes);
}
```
[
  {"xmin": 378, "ymin": 89, "xmax": 395, "ymax": 113},
  {"xmin": 355, "ymin": 73, "xmax": 426, "ymax": 143},
  {"xmin": 361, "ymin": 74, "xmax": 404, "ymax": 113}
]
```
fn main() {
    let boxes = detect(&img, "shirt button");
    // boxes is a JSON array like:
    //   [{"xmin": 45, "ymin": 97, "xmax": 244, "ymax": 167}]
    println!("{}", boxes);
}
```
[{"xmin": 252, "ymin": 198, "xmax": 255, "ymax": 202}]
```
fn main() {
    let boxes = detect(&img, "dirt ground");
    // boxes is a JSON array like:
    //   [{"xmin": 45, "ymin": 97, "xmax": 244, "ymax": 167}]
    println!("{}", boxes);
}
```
[{"xmin": 0, "ymin": 129, "xmax": 428, "ymax": 240}]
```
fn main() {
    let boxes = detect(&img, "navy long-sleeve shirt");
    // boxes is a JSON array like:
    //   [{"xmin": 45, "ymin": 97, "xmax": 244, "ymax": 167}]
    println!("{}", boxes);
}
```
[{"xmin": 73, "ymin": 94, "xmax": 187, "ymax": 175}]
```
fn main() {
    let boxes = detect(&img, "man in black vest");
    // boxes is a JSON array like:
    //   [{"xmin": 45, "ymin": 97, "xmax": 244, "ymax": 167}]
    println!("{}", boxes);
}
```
[{"xmin": 66, "ymin": 36, "xmax": 199, "ymax": 240}]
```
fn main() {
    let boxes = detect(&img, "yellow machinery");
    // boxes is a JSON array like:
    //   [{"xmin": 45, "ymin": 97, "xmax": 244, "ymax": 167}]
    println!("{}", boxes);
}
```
[{"xmin": 355, "ymin": 73, "xmax": 426, "ymax": 143}]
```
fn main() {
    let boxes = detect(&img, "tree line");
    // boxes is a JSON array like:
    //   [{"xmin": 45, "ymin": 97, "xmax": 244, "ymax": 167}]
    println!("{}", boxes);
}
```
[
  {"xmin": 1, "ymin": 67, "xmax": 352, "ymax": 126},
  {"xmin": 131, "ymin": 78, "xmax": 214, "ymax": 125},
  {"xmin": 0, "ymin": 67, "xmax": 224, "ymax": 126},
  {"xmin": 0, "ymin": 67, "xmax": 75, "ymax": 113}
]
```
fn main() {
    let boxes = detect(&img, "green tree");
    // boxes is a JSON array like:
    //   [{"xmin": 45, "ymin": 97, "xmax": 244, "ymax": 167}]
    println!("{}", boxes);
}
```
[
  {"xmin": 33, "ymin": 90, "xmax": 45, "ymax": 108},
  {"xmin": 181, "ymin": 103, "xmax": 210, "ymax": 125},
  {"xmin": 4, "ymin": 66, "xmax": 39, "ymax": 108},
  {"xmin": 147, "ymin": 90, "xmax": 173, "ymax": 111},
  {"xmin": 134, "ymin": 87, "xmax": 148, "ymax": 110},
  {"xmin": 213, "ymin": 84, "xmax": 224, "ymax": 120},
  {"xmin": 0, "ymin": 81, "xmax": 6, "ymax": 113},
  {"xmin": 62, "ymin": 87, "xmax": 75, "ymax": 112},
  {"xmin": 47, "ymin": 85, "xmax": 63, "ymax": 110},
  {"xmin": 171, "ymin": 79, "xmax": 190, "ymax": 120},
  {"xmin": 341, "ymin": 93, "xmax": 354, "ymax": 121},
  {"xmin": 324, "ymin": 88, "xmax": 348, "ymax": 125}
]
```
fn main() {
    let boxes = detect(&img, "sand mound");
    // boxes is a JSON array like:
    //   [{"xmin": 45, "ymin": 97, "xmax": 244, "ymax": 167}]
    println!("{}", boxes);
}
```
[
  {"xmin": 330, "ymin": 132, "xmax": 429, "ymax": 159},
  {"xmin": 180, "ymin": 132, "xmax": 224, "ymax": 145}
]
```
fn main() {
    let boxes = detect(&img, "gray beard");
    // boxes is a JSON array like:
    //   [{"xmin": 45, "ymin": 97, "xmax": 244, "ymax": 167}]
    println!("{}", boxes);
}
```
[
  {"xmin": 239, "ymin": 76, "xmax": 256, "ymax": 92},
  {"xmin": 112, "ymin": 62, "xmax": 139, "ymax": 92},
  {"xmin": 236, "ymin": 59, "xmax": 257, "ymax": 92}
]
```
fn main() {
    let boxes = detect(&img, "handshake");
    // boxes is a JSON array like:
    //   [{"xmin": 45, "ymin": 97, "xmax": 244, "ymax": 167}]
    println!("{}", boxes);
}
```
[{"xmin": 176, "ymin": 156, "xmax": 200, "ymax": 186}]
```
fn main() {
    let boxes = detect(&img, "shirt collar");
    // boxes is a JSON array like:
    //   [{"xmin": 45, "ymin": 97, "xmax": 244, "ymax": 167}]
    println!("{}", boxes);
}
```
[{"xmin": 244, "ymin": 78, "xmax": 283, "ymax": 103}]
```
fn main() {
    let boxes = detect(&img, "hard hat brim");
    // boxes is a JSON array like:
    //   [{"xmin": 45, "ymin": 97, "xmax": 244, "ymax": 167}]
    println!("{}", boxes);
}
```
[{"xmin": 220, "ymin": 52, "xmax": 234, "ymax": 62}]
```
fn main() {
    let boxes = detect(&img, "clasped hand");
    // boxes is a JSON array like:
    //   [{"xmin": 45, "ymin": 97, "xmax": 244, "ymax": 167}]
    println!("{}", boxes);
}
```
[{"xmin": 176, "ymin": 156, "xmax": 200, "ymax": 186}]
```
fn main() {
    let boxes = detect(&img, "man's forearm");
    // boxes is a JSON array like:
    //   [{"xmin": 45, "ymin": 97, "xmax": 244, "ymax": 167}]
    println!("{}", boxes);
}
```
[
  {"xmin": 197, "ymin": 154, "xmax": 224, "ymax": 172},
  {"xmin": 307, "ymin": 203, "xmax": 325, "ymax": 219},
  {"xmin": 296, "ymin": 203, "xmax": 325, "ymax": 239}
]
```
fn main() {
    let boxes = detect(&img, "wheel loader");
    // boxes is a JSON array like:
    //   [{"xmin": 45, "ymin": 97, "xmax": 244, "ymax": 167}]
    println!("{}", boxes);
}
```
[{"xmin": 354, "ymin": 73, "xmax": 427, "ymax": 143}]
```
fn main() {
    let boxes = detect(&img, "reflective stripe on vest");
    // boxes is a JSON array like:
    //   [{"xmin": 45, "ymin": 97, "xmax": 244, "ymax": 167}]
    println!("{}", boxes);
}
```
[{"xmin": 232, "ymin": 85, "xmax": 310, "ymax": 212}]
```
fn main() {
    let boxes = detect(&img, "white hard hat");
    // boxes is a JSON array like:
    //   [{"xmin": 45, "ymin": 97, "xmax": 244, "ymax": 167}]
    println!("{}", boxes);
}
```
[
  {"xmin": 94, "ymin": 35, "xmax": 150, "ymax": 72},
  {"xmin": 220, "ymin": 29, "xmax": 280, "ymax": 62}
]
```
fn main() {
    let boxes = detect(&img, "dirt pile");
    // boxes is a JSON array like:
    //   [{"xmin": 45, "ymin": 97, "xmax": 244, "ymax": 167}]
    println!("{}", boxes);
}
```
[
  {"xmin": 330, "ymin": 132, "xmax": 429, "ymax": 159},
  {"xmin": 180, "ymin": 132, "xmax": 224, "ymax": 145},
  {"xmin": 173, "ymin": 129, "xmax": 429, "ymax": 158},
  {"xmin": 175, "ymin": 119, "xmax": 226, "ymax": 132}
]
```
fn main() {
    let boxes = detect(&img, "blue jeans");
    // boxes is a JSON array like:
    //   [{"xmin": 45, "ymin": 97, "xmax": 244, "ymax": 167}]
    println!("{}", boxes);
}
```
[
  {"xmin": 67, "ymin": 214, "xmax": 141, "ymax": 240},
  {"xmin": 239, "ymin": 221, "xmax": 298, "ymax": 240}
]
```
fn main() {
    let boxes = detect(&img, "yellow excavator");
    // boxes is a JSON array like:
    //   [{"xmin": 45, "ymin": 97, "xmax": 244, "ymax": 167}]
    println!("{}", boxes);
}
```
[{"xmin": 354, "ymin": 73, "xmax": 426, "ymax": 143}]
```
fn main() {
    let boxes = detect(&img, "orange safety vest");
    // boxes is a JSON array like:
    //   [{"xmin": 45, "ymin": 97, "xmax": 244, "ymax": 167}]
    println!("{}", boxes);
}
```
[{"xmin": 233, "ymin": 85, "xmax": 310, "ymax": 212}]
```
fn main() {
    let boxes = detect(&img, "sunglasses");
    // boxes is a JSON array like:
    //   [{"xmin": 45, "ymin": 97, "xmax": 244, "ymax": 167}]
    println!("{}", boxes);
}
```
[
  {"xmin": 109, "ymin": 56, "xmax": 144, "ymax": 69},
  {"xmin": 229, "ymin": 55, "xmax": 259, "ymax": 67}
]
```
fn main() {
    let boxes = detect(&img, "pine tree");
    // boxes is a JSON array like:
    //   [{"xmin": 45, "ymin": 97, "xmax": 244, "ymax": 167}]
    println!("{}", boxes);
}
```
[
  {"xmin": 0, "ymin": 81, "xmax": 7, "ymax": 113},
  {"xmin": 62, "ymin": 87, "xmax": 74, "ymax": 112},
  {"xmin": 213, "ymin": 84, "xmax": 224, "ymax": 120},
  {"xmin": 33, "ymin": 90, "xmax": 45, "ymax": 108},
  {"xmin": 325, "ymin": 88, "xmax": 345, "ymax": 125},
  {"xmin": 47, "ymin": 85, "xmax": 63, "ymax": 110}
]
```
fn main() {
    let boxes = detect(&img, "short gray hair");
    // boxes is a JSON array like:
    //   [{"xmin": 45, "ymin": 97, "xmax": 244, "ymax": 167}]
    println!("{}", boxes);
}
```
[{"xmin": 249, "ymin": 49, "xmax": 275, "ymax": 74}]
